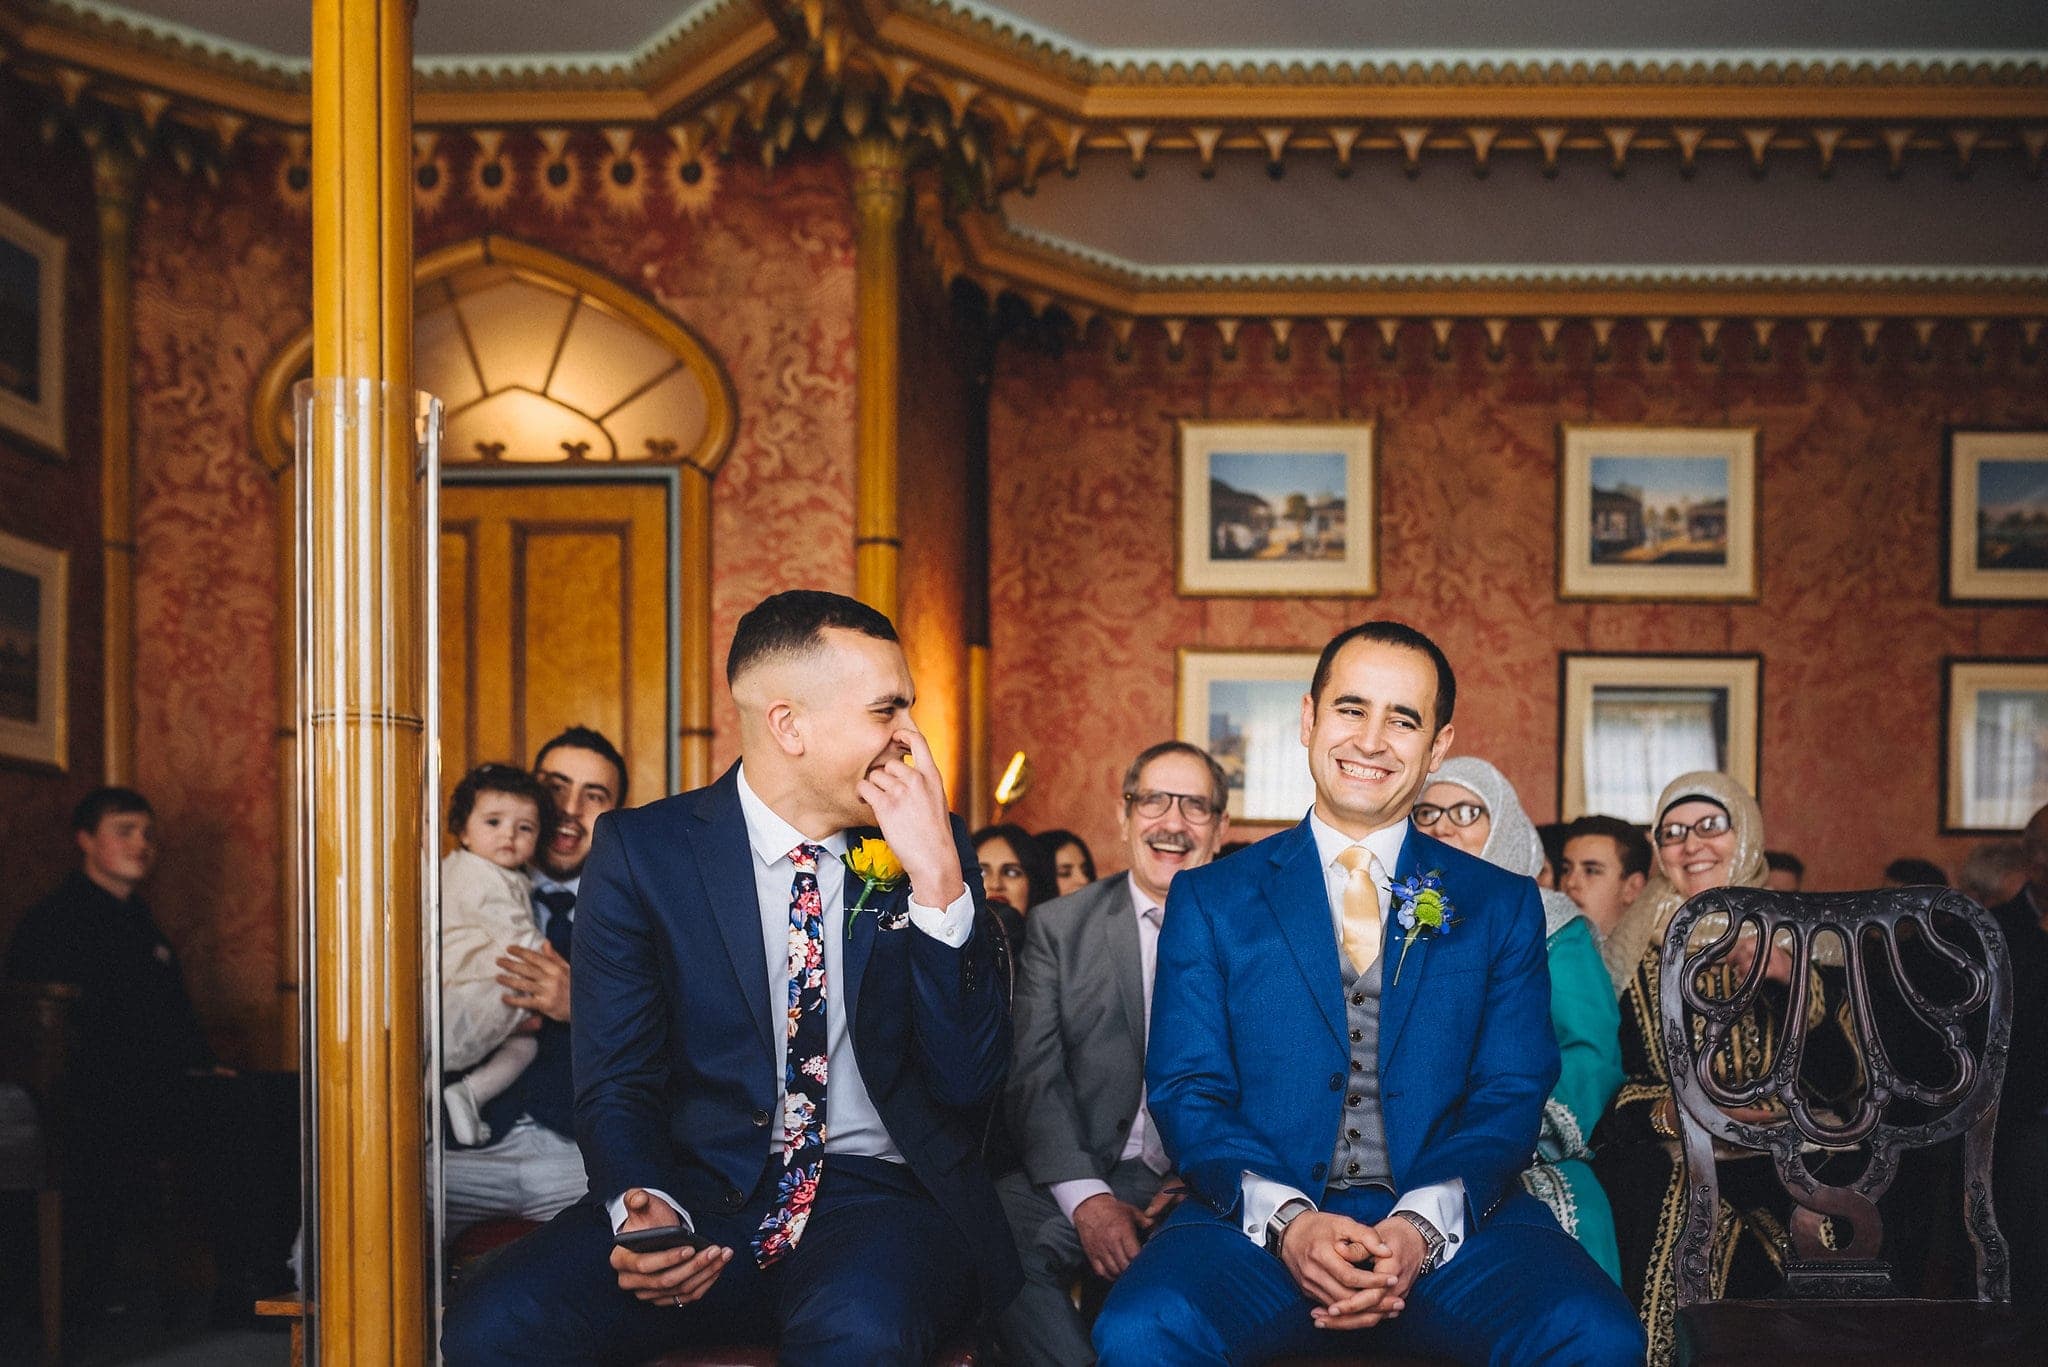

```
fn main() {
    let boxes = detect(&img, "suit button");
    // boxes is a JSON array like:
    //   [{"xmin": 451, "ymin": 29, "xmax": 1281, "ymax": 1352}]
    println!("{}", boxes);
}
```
[
  {"xmin": 1351, "ymin": 992, "xmax": 1365, "ymax": 1006},
  {"xmin": 1346, "ymin": 1129, "xmax": 1360, "ymax": 1141},
  {"xmin": 1311, "ymin": 1162, "xmax": 1327, "ymax": 1181},
  {"xmin": 1349, "ymin": 1028, "xmax": 1363, "ymax": 1043},
  {"xmin": 1328, "ymin": 1073, "xmax": 1342, "ymax": 1091},
  {"xmin": 1351, "ymin": 1059, "xmax": 1363, "ymax": 1072},
  {"xmin": 750, "ymin": 1109, "xmax": 770, "ymax": 1127},
  {"xmin": 721, "ymin": 1186, "xmax": 743, "ymax": 1212},
  {"xmin": 1347, "ymin": 1161, "xmax": 1361, "ymax": 1176},
  {"xmin": 1347, "ymin": 1094, "xmax": 1362, "ymax": 1108}
]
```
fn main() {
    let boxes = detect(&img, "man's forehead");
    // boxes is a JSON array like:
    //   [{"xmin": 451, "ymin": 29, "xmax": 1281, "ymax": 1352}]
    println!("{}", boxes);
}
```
[
  {"xmin": 1136, "ymin": 751, "xmax": 1207, "ymax": 789},
  {"xmin": 1323, "ymin": 641, "xmax": 1434, "ymax": 704},
  {"xmin": 539, "ymin": 748, "xmax": 618, "ymax": 788}
]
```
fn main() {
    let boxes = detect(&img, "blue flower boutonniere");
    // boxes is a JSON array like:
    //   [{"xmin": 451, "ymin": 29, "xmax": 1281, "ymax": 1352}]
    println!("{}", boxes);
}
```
[{"xmin": 1389, "ymin": 871, "xmax": 1456, "ymax": 986}]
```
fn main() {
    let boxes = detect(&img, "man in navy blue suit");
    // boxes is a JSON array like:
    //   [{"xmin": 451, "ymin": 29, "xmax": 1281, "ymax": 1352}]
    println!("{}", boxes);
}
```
[
  {"xmin": 1093, "ymin": 621, "xmax": 1643, "ymax": 1365},
  {"xmin": 444, "ymin": 590, "xmax": 1021, "ymax": 1364}
]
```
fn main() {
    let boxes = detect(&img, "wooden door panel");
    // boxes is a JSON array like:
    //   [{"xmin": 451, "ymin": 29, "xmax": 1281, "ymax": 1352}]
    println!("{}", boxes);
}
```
[{"xmin": 440, "ymin": 481, "xmax": 670, "ymax": 820}]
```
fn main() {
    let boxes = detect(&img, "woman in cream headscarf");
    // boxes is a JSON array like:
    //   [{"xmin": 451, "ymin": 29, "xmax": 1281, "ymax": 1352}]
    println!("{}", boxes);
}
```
[
  {"xmin": 1417, "ymin": 758, "xmax": 1623, "ymax": 1283},
  {"xmin": 1588, "ymin": 771, "xmax": 1856, "ymax": 1365}
]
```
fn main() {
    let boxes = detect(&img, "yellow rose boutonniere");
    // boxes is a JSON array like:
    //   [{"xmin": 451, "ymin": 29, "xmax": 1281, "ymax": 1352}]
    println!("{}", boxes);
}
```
[{"xmin": 842, "ymin": 838, "xmax": 906, "ymax": 932}]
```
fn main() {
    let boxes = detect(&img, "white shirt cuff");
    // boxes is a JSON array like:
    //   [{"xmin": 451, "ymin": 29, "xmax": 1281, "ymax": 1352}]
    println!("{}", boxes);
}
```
[
  {"xmin": 1050, "ymin": 1178, "xmax": 1114, "ymax": 1226},
  {"xmin": 1240, "ymin": 1172, "xmax": 1314, "ymax": 1243},
  {"xmin": 907, "ymin": 888, "xmax": 974, "ymax": 948},
  {"xmin": 1393, "ymin": 1178, "xmax": 1467, "ymax": 1266},
  {"xmin": 606, "ymin": 1188, "xmax": 693, "ymax": 1236}
]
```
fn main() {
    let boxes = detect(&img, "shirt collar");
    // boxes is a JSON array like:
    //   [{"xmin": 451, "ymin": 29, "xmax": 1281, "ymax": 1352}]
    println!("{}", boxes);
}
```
[
  {"xmin": 1125, "ymin": 872, "xmax": 1164, "ymax": 922},
  {"xmin": 529, "ymin": 867, "xmax": 579, "ymax": 897},
  {"xmin": 1307, "ymin": 808, "xmax": 1408, "ymax": 879},
  {"xmin": 736, "ymin": 763, "xmax": 848, "ymax": 867}
]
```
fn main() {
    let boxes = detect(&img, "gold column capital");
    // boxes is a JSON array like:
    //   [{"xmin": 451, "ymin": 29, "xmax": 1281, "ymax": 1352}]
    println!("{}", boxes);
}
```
[
  {"xmin": 848, "ymin": 133, "xmax": 910, "ymax": 207},
  {"xmin": 85, "ymin": 134, "xmax": 142, "ymax": 236}
]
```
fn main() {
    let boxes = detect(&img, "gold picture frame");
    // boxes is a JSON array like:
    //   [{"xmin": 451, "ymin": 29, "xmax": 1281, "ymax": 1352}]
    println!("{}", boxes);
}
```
[
  {"xmin": 1559, "ymin": 653, "xmax": 1761, "ymax": 825},
  {"xmin": 1177, "ymin": 420, "xmax": 1375, "ymax": 597},
  {"xmin": 1941, "ymin": 658, "xmax": 2048, "ymax": 834},
  {"xmin": 0, "ymin": 529, "xmax": 68, "ymax": 770},
  {"xmin": 1175, "ymin": 647, "xmax": 1320, "ymax": 823},
  {"xmin": 1558, "ymin": 425, "xmax": 1757, "ymax": 601},
  {"xmin": 1944, "ymin": 430, "xmax": 2048, "ymax": 604},
  {"xmin": 0, "ymin": 201, "xmax": 67, "ymax": 457}
]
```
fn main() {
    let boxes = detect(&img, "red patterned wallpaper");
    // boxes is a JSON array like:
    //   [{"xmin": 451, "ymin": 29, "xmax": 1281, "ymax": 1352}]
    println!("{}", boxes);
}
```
[
  {"xmin": 0, "ymin": 80, "xmax": 106, "ymax": 952},
  {"xmin": 988, "ymin": 322, "xmax": 2048, "ymax": 892},
  {"xmin": 122, "ymin": 133, "xmax": 862, "ymax": 1060}
]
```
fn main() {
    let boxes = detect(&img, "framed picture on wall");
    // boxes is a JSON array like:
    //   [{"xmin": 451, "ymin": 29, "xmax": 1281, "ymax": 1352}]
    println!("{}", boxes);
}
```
[
  {"xmin": 0, "ymin": 201, "xmax": 67, "ymax": 456},
  {"xmin": 1176, "ymin": 648, "xmax": 1319, "ymax": 823},
  {"xmin": 1942, "ymin": 658, "xmax": 2048, "ymax": 834},
  {"xmin": 1177, "ymin": 420, "xmax": 1375, "ymax": 596},
  {"xmin": 0, "ymin": 529, "xmax": 68, "ymax": 770},
  {"xmin": 1558, "ymin": 425, "xmax": 1757, "ymax": 601},
  {"xmin": 1559, "ymin": 653, "xmax": 1761, "ymax": 825},
  {"xmin": 1945, "ymin": 430, "xmax": 2048, "ymax": 603}
]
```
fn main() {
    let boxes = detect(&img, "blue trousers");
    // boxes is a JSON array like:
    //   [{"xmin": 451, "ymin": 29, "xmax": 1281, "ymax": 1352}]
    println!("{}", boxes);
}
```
[
  {"xmin": 1093, "ymin": 1186, "xmax": 1645, "ymax": 1366},
  {"xmin": 442, "ymin": 1154, "xmax": 978, "ymax": 1366}
]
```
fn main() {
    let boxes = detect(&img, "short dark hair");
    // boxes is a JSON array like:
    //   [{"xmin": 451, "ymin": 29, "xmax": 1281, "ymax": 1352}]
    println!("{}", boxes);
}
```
[
  {"xmin": 1120, "ymin": 740, "xmax": 1229, "ymax": 811},
  {"xmin": 448, "ymin": 762, "xmax": 559, "ymax": 839},
  {"xmin": 971, "ymin": 823, "xmax": 1059, "ymax": 912},
  {"xmin": 727, "ymin": 590, "xmax": 898, "ymax": 686},
  {"xmin": 533, "ymin": 725, "xmax": 630, "ymax": 806},
  {"xmin": 1884, "ymin": 857, "xmax": 1949, "ymax": 887},
  {"xmin": 1564, "ymin": 814, "xmax": 1653, "ymax": 881},
  {"xmin": 72, "ymin": 786, "xmax": 152, "ymax": 834},
  {"xmin": 1764, "ymin": 849, "xmax": 1805, "ymax": 878},
  {"xmin": 1037, "ymin": 828, "xmax": 1097, "ymax": 884},
  {"xmin": 1309, "ymin": 620, "xmax": 1456, "ymax": 731}
]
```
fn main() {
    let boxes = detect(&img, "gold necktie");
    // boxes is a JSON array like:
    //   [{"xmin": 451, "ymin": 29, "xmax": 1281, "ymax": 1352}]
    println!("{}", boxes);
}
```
[{"xmin": 1335, "ymin": 846, "xmax": 1382, "ymax": 976}]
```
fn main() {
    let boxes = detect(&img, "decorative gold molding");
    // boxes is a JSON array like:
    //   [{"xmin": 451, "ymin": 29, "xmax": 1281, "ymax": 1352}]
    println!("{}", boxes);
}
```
[{"xmin": 850, "ymin": 133, "xmax": 908, "ymax": 618}]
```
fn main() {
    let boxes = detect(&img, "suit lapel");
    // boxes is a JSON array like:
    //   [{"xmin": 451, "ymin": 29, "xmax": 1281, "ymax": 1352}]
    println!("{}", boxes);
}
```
[
  {"xmin": 1105, "ymin": 882, "xmax": 1147, "ymax": 1055},
  {"xmin": 1264, "ymin": 821, "xmax": 1347, "ymax": 1047},
  {"xmin": 1377, "ymin": 823, "xmax": 1432, "ymax": 1064},
  {"xmin": 689, "ymin": 768, "xmax": 774, "ymax": 1063},
  {"xmin": 841, "ymin": 827, "xmax": 885, "ymax": 1022}
]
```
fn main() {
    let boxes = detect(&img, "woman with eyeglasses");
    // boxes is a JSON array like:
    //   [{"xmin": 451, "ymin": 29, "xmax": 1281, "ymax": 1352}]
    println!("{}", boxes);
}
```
[
  {"xmin": 1589, "ymin": 771, "xmax": 1858, "ymax": 1365},
  {"xmin": 1417, "ymin": 760, "xmax": 1624, "ymax": 1284}
]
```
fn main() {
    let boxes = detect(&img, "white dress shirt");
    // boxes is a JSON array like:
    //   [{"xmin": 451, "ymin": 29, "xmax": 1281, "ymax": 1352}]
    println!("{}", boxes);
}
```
[
  {"xmin": 1049, "ymin": 874, "xmax": 1171, "ymax": 1225},
  {"xmin": 610, "ymin": 765, "xmax": 974, "ymax": 1232},
  {"xmin": 1237, "ymin": 811, "xmax": 1467, "ymax": 1266}
]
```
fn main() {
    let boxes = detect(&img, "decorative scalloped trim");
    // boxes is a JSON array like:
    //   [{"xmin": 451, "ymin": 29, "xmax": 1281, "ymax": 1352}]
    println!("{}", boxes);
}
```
[
  {"xmin": 908, "ymin": 1, "xmax": 2048, "ymax": 87},
  {"xmin": 998, "ymin": 219, "xmax": 2048, "ymax": 292},
  {"xmin": 41, "ymin": 0, "xmax": 755, "ymax": 91}
]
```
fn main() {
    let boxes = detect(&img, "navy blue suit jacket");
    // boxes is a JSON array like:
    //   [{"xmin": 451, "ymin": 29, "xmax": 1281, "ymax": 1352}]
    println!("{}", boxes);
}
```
[
  {"xmin": 1147, "ymin": 819, "xmax": 1559, "ymax": 1230},
  {"xmin": 570, "ymin": 765, "xmax": 1022, "ymax": 1303}
]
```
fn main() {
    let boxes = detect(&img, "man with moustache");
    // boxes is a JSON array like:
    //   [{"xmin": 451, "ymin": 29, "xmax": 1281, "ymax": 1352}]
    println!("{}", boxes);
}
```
[
  {"xmin": 442, "ymin": 725, "xmax": 627, "ymax": 1233},
  {"xmin": 1093, "ymin": 621, "xmax": 1643, "ymax": 1365},
  {"xmin": 444, "ymin": 590, "xmax": 1018, "ymax": 1364},
  {"xmin": 996, "ymin": 740, "xmax": 1231, "ymax": 1366}
]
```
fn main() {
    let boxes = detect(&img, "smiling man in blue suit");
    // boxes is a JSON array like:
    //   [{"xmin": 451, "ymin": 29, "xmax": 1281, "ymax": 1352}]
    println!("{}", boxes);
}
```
[
  {"xmin": 444, "ymin": 590, "xmax": 1020, "ymax": 1365},
  {"xmin": 1094, "ymin": 621, "xmax": 1644, "ymax": 1366}
]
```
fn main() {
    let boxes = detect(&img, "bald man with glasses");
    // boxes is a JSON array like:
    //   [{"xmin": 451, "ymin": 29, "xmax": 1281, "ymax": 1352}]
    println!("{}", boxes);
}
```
[{"xmin": 995, "ymin": 741, "xmax": 1232, "ymax": 1366}]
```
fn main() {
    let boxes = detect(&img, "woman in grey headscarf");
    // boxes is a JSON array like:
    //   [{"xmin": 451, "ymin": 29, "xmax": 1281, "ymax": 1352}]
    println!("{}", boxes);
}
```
[{"xmin": 1416, "ymin": 758, "xmax": 1623, "ymax": 1283}]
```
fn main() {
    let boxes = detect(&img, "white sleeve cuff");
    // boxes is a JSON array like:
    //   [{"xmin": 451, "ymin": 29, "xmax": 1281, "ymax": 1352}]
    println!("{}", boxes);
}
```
[
  {"xmin": 1050, "ymin": 1179, "xmax": 1114, "ymax": 1226},
  {"xmin": 907, "ymin": 888, "xmax": 974, "ymax": 948},
  {"xmin": 1392, "ymin": 1178, "xmax": 1467, "ymax": 1266},
  {"xmin": 606, "ymin": 1188, "xmax": 694, "ymax": 1236},
  {"xmin": 1240, "ymin": 1172, "xmax": 1315, "ymax": 1243}
]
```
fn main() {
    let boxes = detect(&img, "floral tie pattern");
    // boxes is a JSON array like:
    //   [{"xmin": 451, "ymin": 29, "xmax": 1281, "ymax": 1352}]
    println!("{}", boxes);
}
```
[{"xmin": 753, "ymin": 843, "xmax": 829, "ymax": 1267}]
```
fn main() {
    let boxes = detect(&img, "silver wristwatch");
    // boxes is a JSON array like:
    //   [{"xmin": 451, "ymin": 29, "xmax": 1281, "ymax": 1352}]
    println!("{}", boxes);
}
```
[
  {"xmin": 1263, "ymin": 1198, "xmax": 1315, "ymax": 1258},
  {"xmin": 1392, "ymin": 1209, "xmax": 1447, "ymax": 1275}
]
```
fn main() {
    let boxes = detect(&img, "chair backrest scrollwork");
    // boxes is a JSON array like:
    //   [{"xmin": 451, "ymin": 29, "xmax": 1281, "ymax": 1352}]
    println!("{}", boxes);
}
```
[{"xmin": 1659, "ymin": 886, "xmax": 2011, "ymax": 1306}]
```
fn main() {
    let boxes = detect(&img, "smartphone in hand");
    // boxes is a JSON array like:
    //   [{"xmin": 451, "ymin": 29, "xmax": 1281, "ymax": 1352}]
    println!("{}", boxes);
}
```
[{"xmin": 613, "ymin": 1224, "xmax": 712, "ymax": 1256}]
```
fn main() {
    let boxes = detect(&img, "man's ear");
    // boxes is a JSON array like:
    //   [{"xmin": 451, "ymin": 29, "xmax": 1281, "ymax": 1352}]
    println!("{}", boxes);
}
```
[
  {"xmin": 1622, "ymin": 871, "xmax": 1647, "ymax": 906},
  {"xmin": 1427, "ymin": 722, "xmax": 1456, "ymax": 772},
  {"xmin": 764, "ymin": 699, "xmax": 805, "ymax": 757},
  {"xmin": 74, "ymin": 828, "xmax": 93, "ymax": 859}
]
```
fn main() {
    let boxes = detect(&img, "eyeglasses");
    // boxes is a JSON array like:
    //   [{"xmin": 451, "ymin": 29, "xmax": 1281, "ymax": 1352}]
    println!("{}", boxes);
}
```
[
  {"xmin": 1413, "ymin": 801, "xmax": 1488, "ymax": 829},
  {"xmin": 1125, "ymin": 789, "xmax": 1220, "ymax": 824},
  {"xmin": 1655, "ymin": 812, "xmax": 1732, "ymax": 847}
]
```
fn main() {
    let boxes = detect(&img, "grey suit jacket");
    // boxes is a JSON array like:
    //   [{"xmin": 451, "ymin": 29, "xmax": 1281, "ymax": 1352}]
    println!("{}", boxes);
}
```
[{"xmin": 1006, "ymin": 874, "xmax": 1151, "ymax": 1187}]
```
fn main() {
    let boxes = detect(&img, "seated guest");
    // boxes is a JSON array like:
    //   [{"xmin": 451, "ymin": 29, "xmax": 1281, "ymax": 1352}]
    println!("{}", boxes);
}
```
[
  {"xmin": 996, "ymin": 742, "xmax": 1230, "ymax": 1366},
  {"xmin": 443, "ymin": 590, "xmax": 1020, "ymax": 1365},
  {"xmin": 1092, "ymin": 620, "xmax": 1641, "ymax": 1365},
  {"xmin": 1884, "ymin": 856, "xmax": 1949, "ymax": 888},
  {"xmin": 1592, "ymin": 772, "xmax": 1859, "ymax": 1366},
  {"xmin": 1535, "ymin": 820, "xmax": 1568, "ymax": 890},
  {"xmin": 1039, "ymin": 827, "xmax": 1098, "ymax": 898},
  {"xmin": 1991, "ymin": 805, "xmax": 2048, "ymax": 1302},
  {"xmin": 1560, "ymin": 814, "xmax": 1652, "ymax": 945},
  {"xmin": 973, "ymin": 821, "xmax": 1058, "ymax": 947},
  {"xmin": 1763, "ymin": 849, "xmax": 1805, "ymax": 891},
  {"xmin": 442, "ymin": 726, "xmax": 627, "ymax": 1235},
  {"xmin": 1960, "ymin": 838, "xmax": 2028, "ymax": 910},
  {"xmin": 1422, "ymin": 760, "xmax": 1624, "ymax": 1283}
]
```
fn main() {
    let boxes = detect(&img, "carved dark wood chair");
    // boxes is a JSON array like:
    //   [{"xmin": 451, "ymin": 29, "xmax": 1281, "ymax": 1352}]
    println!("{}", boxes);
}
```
[
  {"xmin": 1660, "ymin": 886, "xmax": 2037, "ymax": 1365},
  {"xmin": 0, "ymin": 982, "xmax": 80, "ymax": 1366}
]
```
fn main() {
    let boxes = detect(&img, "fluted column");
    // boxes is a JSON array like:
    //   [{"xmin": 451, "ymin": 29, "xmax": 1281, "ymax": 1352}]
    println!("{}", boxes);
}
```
[
  {"xmin": 87, "ymin": 134, "xmax": 139, "ymax": 785},
  {"xmin": 305, "ymin": 1, "xmax": 426, "ymax": 1361},
  {"xmin": 849, "ymin": 135, "xmax": 907, "ymax": 617}
]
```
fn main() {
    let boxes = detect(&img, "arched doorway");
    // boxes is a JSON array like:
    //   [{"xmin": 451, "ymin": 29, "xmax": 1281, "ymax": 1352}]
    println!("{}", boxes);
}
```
[{"xmin": 252, "ymin": 234, "xmax": 736, "ymax": 1049}]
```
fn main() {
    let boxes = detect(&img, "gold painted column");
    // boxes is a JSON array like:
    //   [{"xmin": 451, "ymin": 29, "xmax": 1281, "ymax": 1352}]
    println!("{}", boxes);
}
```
[
  {"xmin": 849, "ymin": 135, "xmax": 907, "ymax": 617},
  {"xmin": 87, "ymin": 133, "xmax": 139, "ymax": 785},
  {"xmin": 306, "ymin": 1, "xmax": 426, "ymax": 1362}
]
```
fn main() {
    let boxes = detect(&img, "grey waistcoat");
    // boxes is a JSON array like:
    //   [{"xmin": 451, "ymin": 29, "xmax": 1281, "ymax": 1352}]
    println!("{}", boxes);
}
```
[{"xmin": 1327, "ymin": 958, "xmax": 1393, "ymax": 1190}]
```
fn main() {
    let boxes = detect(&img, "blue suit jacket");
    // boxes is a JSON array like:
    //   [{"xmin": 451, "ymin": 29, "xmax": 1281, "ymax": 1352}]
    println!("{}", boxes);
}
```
[
  {"xmin": 1146, "ymin": 819, "xmax": 1559, "ymax": 1230},
  {"xmin": 570, "ymin": 765, "xmax": 1023, "ymax": 1302}
]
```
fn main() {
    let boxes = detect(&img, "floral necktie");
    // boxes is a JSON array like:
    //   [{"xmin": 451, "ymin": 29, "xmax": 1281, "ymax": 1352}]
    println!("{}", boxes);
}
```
[{"xmin": 754, "ymin": 843, "xmax": 829, "ymax": 1267}]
